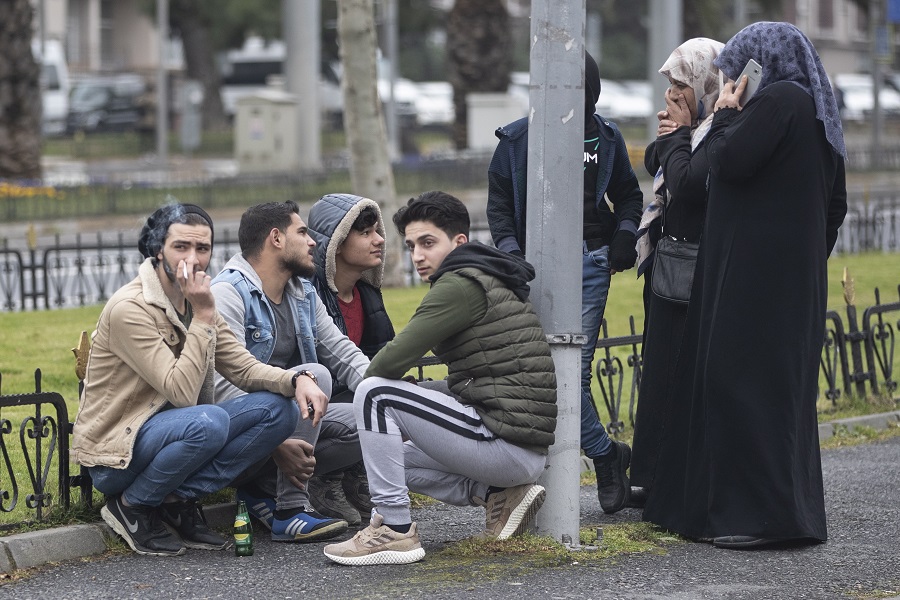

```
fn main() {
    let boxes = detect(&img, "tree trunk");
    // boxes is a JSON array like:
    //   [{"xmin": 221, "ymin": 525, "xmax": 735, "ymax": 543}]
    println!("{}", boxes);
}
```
[
  {"xmin": 0, "ymin": 0, "xmax": 42, "ymax": 179},
  {"xmin": 447, "ymin": 0, "xmax": 510, "ymax": 150},
  {"xmin": 170, "ymin": 0, "xmax": 229, "ymax": 132},
  {"xmin": 337, "ymin": 0, "xmax": 405, "ymax": 287}
]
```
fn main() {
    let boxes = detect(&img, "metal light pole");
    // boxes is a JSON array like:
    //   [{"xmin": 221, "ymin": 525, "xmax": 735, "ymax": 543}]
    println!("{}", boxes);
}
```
[
  {"xmin": 647, "ymin": 0, "xmax": 683, "ymax": 142},
  {"xmin": 528, "ymin": 0, "xmax": 586, "ymax": 546},
  {"xmin": 284, "ymin": 0, "xmax": 321, "ymax": 170},
  {"xmin": 156, "ymin": 0, "xmax": 168, "ymax": 164}
]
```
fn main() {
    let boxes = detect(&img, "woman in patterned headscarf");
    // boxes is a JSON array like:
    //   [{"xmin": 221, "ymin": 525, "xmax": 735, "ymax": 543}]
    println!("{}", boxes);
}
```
[
  {"xmin": 642, "ymin": 22, "xmax": 847, "ymax": 550},
  {"xmin": 631, "ymin": 37, "xmax": 724, "ymax": 508}
]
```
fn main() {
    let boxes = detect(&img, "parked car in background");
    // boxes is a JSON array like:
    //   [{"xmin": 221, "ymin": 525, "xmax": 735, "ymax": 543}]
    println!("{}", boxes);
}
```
[
  {"xmin": 595, "ymin": 79, "xmax": 653, "ymax": 123},
  {"xmin": 32, "ymin": 39, "xmax": 70, "ymax": 137},
  {"xmin": 67, "ymin": 74, "xmax": 147, "ymax": 134},
  {"xmin": 219, "ymin": 36, "xmax": 345, "ymax": 127},
  {"xmin": 833, "ymin": 73, "xmax": 900, "ymax": 122},
  {"xmin": 509, "ymin": 72, "xmax": 653, "ymax": 125},
  {"xmin": 414, "ymin": 81, "xmax": 454, "ymax": 127}
]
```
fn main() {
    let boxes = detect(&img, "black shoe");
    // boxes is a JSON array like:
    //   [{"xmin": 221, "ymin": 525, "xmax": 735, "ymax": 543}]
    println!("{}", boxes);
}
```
[
  {"xmin": 625, "ymin": 486, "xmax": 649, "ymax": 509},
  {"xmin": 160, "ymin": 499, "xmax": 232, "ymax": 550},
  {"xmin": 101, "ymin": 496, "xmax": 185, "ymax": 556},
  {"xmin": 712, "ymin": 536, "xmax": 779, "ymax": 549},
  {"xmin": 594, "ymin": 441, "xmax": 631, "ymax": 514}
]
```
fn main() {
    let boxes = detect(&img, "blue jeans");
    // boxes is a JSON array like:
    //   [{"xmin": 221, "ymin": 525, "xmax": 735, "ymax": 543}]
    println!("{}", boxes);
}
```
[
  {"xmin": 90, "ymin": 391, "xmax": 299, "ymax": 507},
  {"xmin": 581, "ymin": 245, "xmax": 612, "ymax": 459}
]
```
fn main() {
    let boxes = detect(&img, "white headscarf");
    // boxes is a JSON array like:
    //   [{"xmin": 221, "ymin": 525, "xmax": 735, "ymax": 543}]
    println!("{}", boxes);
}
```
[{"xmin": 636, "ymin": 37, "xmax": 724, "ymax": 276}]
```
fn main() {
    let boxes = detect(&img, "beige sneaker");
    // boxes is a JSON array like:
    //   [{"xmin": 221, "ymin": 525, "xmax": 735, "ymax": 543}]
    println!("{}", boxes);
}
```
[
  {"xmin": 323, "ymin": 512, "xmax": 425, "ymax": 566},
  {"xmin": 476, "ymin": 483, "xmax": 546, "ymax": 540}
]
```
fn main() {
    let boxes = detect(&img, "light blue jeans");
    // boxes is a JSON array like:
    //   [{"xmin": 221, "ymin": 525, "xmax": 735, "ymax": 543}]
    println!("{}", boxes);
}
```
[
  {"xmin": 90, "ymin": 391, "xmax": 299, "ymax": 507},
  {"xmin": 581, "ymin": 244, "xmax": 613, "ymax": 459}
]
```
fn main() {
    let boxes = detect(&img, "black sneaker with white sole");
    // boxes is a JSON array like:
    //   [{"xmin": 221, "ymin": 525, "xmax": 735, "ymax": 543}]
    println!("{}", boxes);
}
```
[
  {"xmin": 101, "ymin": 496, "xmax": 185, "ymax": 557},
  {"xmin": 159, "ymin": 499, "xmax": 232, "ymax": 550}
]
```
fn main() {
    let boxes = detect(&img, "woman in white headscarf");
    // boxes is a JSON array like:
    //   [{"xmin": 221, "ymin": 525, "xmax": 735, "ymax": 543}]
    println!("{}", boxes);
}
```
[{"xmin": 630, "ymin": 37, "xmax": 724, "ymax": 507}]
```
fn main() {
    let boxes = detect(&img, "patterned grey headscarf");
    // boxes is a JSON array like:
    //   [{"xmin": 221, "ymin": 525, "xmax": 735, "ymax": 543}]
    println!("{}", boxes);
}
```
[{"xmin": 713, "ymin": 21, "xmax": 846, "ymax": 158}]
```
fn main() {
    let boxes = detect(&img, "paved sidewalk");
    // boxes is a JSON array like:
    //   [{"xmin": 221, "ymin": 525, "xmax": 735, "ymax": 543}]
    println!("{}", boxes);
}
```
[{"xmin": 0, "ymin": 424, "xmax": 897, "ymax": 599}]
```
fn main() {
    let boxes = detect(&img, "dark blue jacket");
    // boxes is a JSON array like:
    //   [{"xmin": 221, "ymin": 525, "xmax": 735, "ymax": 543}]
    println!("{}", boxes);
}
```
[{"xmin": 487, "ymin": 114, "xmax": 644, "ymax": 253}]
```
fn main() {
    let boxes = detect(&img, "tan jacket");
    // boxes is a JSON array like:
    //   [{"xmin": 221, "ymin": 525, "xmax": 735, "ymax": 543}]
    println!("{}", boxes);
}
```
[{"xmin": 73, "ymin": 259, "xmax": 295, "ymax": 469}]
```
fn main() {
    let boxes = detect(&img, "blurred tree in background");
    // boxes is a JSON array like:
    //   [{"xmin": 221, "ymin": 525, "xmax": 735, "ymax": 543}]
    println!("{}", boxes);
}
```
[{"xmin": 0, "ymin": 0, "xmax": 42, "ymax": 178}]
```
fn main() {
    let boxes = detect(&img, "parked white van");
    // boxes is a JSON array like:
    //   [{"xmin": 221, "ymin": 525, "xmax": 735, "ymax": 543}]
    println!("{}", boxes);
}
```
[{"xmin": 32, "ymin": 39, "xmax": 70, "ymax": 136}]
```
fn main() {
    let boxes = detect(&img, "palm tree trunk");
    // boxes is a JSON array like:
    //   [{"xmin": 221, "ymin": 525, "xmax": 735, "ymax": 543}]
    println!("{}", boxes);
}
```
[
  {"xmin": 0, "ymin": 0, "xmax": 42, "ymax": 179},
  {"xmin": 447, "ymin": 0, "xmax": 511, "ymax": 150}
]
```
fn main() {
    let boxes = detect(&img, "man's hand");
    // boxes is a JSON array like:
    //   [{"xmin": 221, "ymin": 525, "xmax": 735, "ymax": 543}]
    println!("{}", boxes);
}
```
[
  {"xmin": 271, "ymin": 439, "xmax": 315, "ymax": 490},
  {"xmin": 178, "ymin": 258, "xmax": 215, "ymax": 325},
  {"xmin": 294, "ymin": 373, "xmax": 328, "ymax": 427},
  {"xmin": 608, "ymin": 230, "xmax": 638, "ymax": 274}
]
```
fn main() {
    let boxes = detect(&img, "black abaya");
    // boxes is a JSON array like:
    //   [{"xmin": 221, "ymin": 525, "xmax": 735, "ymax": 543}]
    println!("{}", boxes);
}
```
[
  {"xmin": 642, "ymin": 82, "xmax": 847, "ymax": 542},
  {"xmin": 632, "ymin": 127, "xmax": 709, "ymax": 489}
]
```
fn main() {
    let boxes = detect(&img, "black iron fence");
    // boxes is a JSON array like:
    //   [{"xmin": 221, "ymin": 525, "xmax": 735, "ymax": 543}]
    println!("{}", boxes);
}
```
[
  {"xmin": 595, "ymin": 286, "xmax": 900, "ymax": 439},
  {"xmin": 0, "ymin": 370, "xmax": 92, "ymax": 531}
]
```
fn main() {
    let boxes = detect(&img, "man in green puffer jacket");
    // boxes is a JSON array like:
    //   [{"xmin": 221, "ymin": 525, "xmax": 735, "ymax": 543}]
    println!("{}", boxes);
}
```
[{"xmin": 324, "ymin": 191, "xmax": 558, "ymax": 567}]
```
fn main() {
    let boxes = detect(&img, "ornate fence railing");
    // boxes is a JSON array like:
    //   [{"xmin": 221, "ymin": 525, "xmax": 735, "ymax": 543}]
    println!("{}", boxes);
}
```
[
  {"xmin": 0, "ymin": 370, "xmax": 92, "ymax": 531},
  {"xmin": 593, "ymin": 286, "xmax": 900, "ymax": 438}
]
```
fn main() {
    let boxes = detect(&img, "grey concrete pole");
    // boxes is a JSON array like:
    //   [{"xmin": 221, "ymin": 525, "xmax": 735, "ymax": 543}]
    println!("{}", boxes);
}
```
[
  {"xmin": 156, "ymin": 0, "xmax": 168, "ymax": 164},
  {"xmin": 284, "ymin": 0, "xmax": 322, "ymax": 170},
  {"xmin": 384, "ymin": 0, "xmax": 399, "ymax": 159},
  {"xmin": 647, "ymin": 0, "xmax": 683, "ymax": 143},
  {"xmin": 528, "ymin": 0, "xmax": 586, "ymax": 546},
  {"xmin": 871, "ymin": 0, "xmax": 884, "ymax": 169}
]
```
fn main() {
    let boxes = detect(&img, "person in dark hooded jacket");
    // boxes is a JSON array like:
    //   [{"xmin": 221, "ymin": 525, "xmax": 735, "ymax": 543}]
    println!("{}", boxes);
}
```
[
  {"xmin": 308, "ymin": 193, "xmax": 395, "ymax": 371},
  {"xmin": 487, "ymin": 51, "xmax": 642, "ymax": 514},
  {"xmin": 305, "ymin": 193, "xmax": 394, "ymax": 528},
  {"xmin": 323, "ymin": 191, "xmax": 557, "ymax": 567}
]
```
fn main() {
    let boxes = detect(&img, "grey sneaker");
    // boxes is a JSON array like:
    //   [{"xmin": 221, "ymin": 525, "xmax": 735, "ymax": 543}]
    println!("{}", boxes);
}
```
[
  {"xmin": 475, "ymin": 483, "xmax": 546, "ymax": 540},
  {"xmin": 101, "ymin": 495, "xmax": 185, "ymax": 557},
  {"xmin": 342, "ymin": 462, "xmax": 374, "ymax": 523},
  {"xmin": 323, "ymin": 512, "xmax": 425, "ymax": 566},
  {"xmin": 307, "ymin": 475, "xmax": 361, "ymax": 527}
]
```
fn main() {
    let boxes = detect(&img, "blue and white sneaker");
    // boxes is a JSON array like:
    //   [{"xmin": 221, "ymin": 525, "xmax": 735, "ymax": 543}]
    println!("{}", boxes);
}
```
[
  {"xmin": 236, "ymin": 488, "xmax": 276, "ymax": 531},
  {"xmin": 271, "ymin": 508, "xmax": 348, "ymax": 543}
]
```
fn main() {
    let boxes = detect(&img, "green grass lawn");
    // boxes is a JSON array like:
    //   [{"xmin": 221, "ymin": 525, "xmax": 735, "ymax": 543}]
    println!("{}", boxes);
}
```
[{"xmin": 0, "ymin": 251, "xmax": 896, "ymax": 526}]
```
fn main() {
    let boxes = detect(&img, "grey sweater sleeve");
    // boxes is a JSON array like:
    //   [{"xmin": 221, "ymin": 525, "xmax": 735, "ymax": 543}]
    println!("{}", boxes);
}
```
[
  {"xmin": 210, "ymin": 280, "xmax": 247, "ymax": 402},
  {"xmin": 312, "ymin": 292, "xmax": 370, "ymax": 392}
]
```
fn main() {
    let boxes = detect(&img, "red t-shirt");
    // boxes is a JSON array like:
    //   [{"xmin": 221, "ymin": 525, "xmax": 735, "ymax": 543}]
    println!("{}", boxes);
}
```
[{"xmin": 338, "ymin": 285, "xmax": 364, "ymax": 346}]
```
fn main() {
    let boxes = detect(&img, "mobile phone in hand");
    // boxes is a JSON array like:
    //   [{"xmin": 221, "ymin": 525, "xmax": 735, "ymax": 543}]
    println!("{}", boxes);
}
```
[{"xmin": 737, "ymin": 59, "xmax": 762, "ymax": 106}]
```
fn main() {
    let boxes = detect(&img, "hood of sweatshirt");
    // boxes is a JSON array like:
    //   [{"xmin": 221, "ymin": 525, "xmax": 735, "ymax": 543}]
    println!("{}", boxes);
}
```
[
  {"xmin": 430, "ymin": 242, "xmax": 535, "ymax": 301},
  {"xmin": 308, "ymin": 193, "xmax": 386, "ymax": 293}
]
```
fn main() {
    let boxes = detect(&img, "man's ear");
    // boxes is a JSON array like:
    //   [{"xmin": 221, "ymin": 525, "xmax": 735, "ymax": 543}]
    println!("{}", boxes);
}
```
[
  {"xmin": 269, "ymin": 227, "xmax": 283, "ymax": 248},
  {"xmin": 452, "ymin": 233, "xmax": 468, "ymax": 248}
]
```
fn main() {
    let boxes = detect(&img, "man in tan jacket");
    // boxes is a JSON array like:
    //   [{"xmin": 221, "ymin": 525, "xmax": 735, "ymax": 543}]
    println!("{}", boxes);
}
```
[{"xmin": 73, "ymin": 203, "xmax": 328, "ymax": 557}]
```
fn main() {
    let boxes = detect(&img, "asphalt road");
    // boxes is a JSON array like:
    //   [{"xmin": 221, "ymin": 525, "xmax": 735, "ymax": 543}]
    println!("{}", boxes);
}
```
[{"xmin": 1, "ymin": 436, "xmax": 897, "ymax": 600}]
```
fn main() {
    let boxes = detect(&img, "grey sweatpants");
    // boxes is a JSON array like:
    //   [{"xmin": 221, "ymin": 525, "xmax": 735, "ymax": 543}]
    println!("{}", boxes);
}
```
[
  {"xmin": 354, "ymin": 377, "xmax": 548, "ymax": 526},
  {"xmin": 233, "ymin": 363, "xmax": 362, "ymax": 511}
]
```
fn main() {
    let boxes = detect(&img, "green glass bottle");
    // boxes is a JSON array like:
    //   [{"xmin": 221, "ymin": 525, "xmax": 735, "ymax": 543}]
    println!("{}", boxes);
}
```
[{"xmin": 234, "ymin": 500, "xmax": 254, "ymax": 556}]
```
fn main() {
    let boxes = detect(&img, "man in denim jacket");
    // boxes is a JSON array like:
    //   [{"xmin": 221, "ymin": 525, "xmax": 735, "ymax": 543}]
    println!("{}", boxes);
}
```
[
  {"xmin": 487, "ymin": 51, "xmax": 644, "ymax": 513},
  {"xmin": 211, "ymin": 201, "xmax": 371, "ymax": 539}
]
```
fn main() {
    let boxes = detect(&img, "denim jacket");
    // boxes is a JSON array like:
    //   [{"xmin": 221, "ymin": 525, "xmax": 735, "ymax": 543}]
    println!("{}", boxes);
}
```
[
  {"xmin": 211, "ymin": 253, "xmax": 369, "ymax": 402},
  {"xmin": 213, "ymin": 255, "xmax": 318, "ymax": 363}
]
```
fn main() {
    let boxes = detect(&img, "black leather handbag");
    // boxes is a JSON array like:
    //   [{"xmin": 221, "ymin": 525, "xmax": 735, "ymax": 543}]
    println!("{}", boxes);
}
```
[{"xmin": 650, "ymin": 235, "xmax": 699, "ymax": 304}]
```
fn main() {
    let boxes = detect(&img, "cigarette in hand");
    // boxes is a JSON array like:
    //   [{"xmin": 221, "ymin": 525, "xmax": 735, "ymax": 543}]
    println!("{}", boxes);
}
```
[{"xmin": 183, "ymin": 262, "xmax": 189, "ymax": 280}]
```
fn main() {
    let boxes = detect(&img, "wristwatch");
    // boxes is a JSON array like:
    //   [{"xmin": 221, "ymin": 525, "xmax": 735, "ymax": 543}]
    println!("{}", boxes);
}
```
[{"xmin": 291, "ymin": 369, "xmax": 318, "ymax": 388}]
